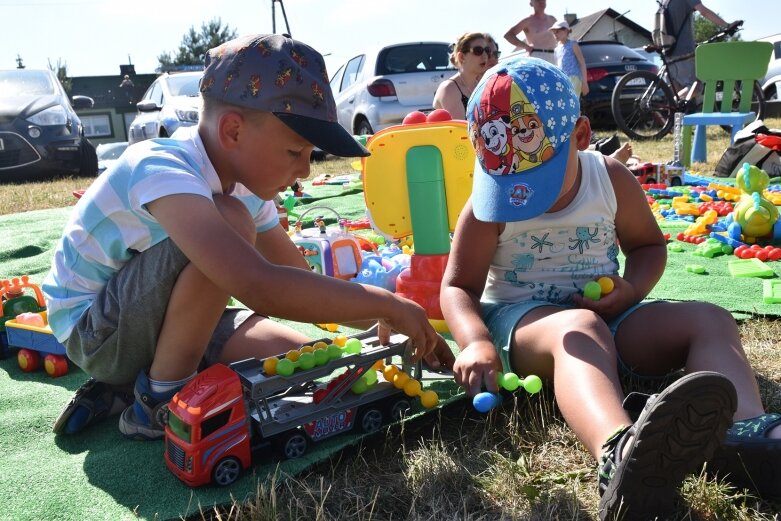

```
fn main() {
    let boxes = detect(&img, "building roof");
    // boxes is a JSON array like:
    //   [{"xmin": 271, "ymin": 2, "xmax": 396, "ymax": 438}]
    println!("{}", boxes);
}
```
[{"xmin": 569, "ymin": 8, "xmax": 652, "ymax": 43}]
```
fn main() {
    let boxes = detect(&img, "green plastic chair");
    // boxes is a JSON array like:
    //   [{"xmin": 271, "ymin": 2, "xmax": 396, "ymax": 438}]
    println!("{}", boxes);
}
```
[{"xmin": 681, "ymin": 41, "xmax": 772, "ymax": 166}]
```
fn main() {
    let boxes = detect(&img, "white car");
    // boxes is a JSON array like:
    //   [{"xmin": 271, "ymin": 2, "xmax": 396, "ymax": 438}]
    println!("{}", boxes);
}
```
[
  {"xmin": 329, "ymin": 42, "xmax": 455, "ymax": 135},
  {"xmin": 127, "ymin": 72, "xmax": 202, "ymax": 144},
  {"xmin": 758, "ymin": 34, "xmax": 781, "ymax": 101}
]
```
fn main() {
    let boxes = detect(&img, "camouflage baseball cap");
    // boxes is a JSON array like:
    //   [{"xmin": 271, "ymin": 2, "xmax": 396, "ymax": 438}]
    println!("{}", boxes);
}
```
[{"xmin": 200, "ymin": 34, "xmax": 369, "ymax": 157}]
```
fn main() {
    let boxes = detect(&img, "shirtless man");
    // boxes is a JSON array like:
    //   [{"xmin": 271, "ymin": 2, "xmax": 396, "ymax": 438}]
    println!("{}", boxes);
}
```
[{"xmin": 504, "ymin": 0, "xmax": 558, "ymax": 64}]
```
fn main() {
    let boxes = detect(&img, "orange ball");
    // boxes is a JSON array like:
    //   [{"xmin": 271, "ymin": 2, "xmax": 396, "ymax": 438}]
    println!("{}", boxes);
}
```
[
  {"xmin": 597, "ymin": 276, "xmax": 615, "ymax": 295},
  {"xmin": 420, "ymin": 390, "xmax": 439, "ymax": 409},
  {"xmin": 263, "ymin": 356, "xmax": 278, "ymax": 375}
]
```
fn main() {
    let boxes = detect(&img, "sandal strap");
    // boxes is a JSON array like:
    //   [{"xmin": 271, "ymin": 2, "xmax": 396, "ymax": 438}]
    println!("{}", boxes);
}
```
[
  {"xmin": 598, "ymin": 424, "xmax": 631, "ymax": 495},
  {"xmin": 727, "ymin": 413, "xmax": 781, "ymax": 440}
]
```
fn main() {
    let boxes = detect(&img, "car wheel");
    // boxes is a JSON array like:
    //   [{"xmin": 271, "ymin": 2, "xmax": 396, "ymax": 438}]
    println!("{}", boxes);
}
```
[
  {"xmin": 388, "ymin": 398, "xmax": 411, "ymax": 422},
  {"xmin": 355, "ymin": 119, "xmax": 373, "ymax": 136},
  {"xmin": 78, "ymin": 139, "xmax": 98, "ymax": 177},
  {"xmin": 358, "ymin": 407, "xmax": 383, "ymax": 433},
  {"xmin": 280, "ymin": 431, "xmax": 308, "ymax": 459},
  {"xmin": 211, "ymin": 457, "xmax": 242, "ymax": 486},
  {"xmin": 159, "ymin": 128, "xmax": 169, "ymax": 138}
]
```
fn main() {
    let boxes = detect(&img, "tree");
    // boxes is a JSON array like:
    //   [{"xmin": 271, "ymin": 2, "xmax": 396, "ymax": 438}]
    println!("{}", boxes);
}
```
[
  {"xmin": 48, "ymin": 58, "xmax": 71, "ymax": 94},
  {"xmin": 693, "ymin": 13, "xmax": 741, "ymax": 43},
  {"xmin": 158, "ymin": 18, "xmax": 238, "ymax": 70}
]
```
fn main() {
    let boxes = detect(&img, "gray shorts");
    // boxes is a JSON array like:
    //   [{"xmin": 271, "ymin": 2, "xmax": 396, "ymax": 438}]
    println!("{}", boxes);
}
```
[
  {"xmin": 668, "ymin": 56, "xmax": 696, "ymax": 92},
  {"xmin": 63, "ymin": 238, "xmax": 255, "ymax": 385},
  {"xmin": 481, "ymin": 299, "xmax": 670, "ymax": 379}
]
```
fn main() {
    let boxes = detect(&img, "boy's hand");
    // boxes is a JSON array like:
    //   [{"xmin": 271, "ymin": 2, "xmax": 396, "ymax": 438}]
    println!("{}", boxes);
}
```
[
  {"xmin": 424, "ymin": 335, "xmax": 456, "ymax": 371},
  {"xmin": 453, "ymin": 341, "xmax": 501, "ymax": 396},
  {"xmin": 378, "ymin": 297, "xmax": 441, "ymax": 364},
  {"xmin": 572, "ymin": 275, "xmax": 637, "ymax": 321}
]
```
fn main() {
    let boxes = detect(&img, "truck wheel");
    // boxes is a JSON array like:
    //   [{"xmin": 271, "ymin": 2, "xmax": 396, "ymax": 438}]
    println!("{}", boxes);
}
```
[
  {"xmin": 78, "ymin": 139, "xmax": 98, "ymax": 177},
  {"xmin": 212, "ymin": 457, "xmax": 242, "ymax": 486},
  {"xmin": 388, "ymin": 398, "xmax": 411, "ymax": 422},
  {"xmin": 44, "ymin": 354, "xmax": 69, "ymax": 377},
  {"xmin": 281, "ymin": 431, "xmax": 308, "ymax": 459},
  {"xmin": 17, "ymin": 349, "xmax": 40, "ymax": 372},
  {"xmin": 358, "ymin": 407, "xmax": 383, "ymax": 433}
]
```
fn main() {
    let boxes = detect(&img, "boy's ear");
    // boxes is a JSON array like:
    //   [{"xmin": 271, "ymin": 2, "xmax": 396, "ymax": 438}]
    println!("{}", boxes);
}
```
[
  {"xmin": 573, "ymin": 116, "xmax": 592, "ymax": 151},
  {"xmin": 218, "ymin": 111, "xmax": 243, "ymax": 149}
]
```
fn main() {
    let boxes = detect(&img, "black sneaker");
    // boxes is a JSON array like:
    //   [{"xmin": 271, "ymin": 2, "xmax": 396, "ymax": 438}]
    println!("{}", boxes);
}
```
[
  {"xmin": 598, "ymin": 371, "xmax": 737, "ymax": 521},
  {"xmin": 53, "ymin": 378, "xmax": 133, "ymax": 435},
  {"xmin": 709, "ymin": 412, "xmax": 781, "ymax": 500}
]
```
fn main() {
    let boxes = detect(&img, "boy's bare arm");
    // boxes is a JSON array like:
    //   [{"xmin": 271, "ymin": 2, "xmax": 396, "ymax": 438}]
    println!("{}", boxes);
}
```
[
  {"xmin": 254, "ymin": 224, "xmax": 311, "ymax": 270},
  {"xmin": 147, "ymin": 193, "xmax": 440, "ymax": 358},
  {"xmin": 441, "ymin": 201, "xmax": 503, "ymax": 394}
]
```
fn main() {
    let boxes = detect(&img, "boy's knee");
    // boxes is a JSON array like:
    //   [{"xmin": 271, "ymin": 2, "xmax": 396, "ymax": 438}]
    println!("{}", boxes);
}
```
[{"xmin": 213, "ymin": 194, "xmax": 256, "ymax": 243}]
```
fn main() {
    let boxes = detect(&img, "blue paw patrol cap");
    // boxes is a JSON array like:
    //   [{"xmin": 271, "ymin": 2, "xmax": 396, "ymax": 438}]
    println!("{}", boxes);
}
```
[
  {"xmin": 467, "ymin": 57, "xmax": 580, "ymax": 222},
  {"xmin": 200, "ymin": 34, "xmax": 369, "ymax": 158}
]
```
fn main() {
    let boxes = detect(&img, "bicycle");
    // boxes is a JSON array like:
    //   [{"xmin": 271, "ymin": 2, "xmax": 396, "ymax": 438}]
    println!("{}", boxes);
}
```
[{"xmin": 610, "ymin": 21, "xmax": 766, "ymax": 141}]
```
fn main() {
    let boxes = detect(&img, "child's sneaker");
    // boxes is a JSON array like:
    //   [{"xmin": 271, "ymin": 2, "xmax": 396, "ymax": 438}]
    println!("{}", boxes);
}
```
[
  {"xmin": 709, "ymin": 412, "xmax": 781, "ymax": 500},
  {"xmin": 598, "ymin": 371, "xmax": 737, "ymax": 521},
  {"xmin": 118, "ymin": 371, "xmax": 180, "ymax": 440},
  {"xmin": 53, "ymin": 378, "xmax": 133, "ymax": 435}
]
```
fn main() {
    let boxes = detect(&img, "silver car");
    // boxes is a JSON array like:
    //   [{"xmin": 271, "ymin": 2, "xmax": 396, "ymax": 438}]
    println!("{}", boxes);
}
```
[
  {"xmin": 127, "ymin": 72, "xmax": 202, "ymax": 144},
  {"xmin": 329, "ymin": 42, "xmax": 455, "ymax": 135},
  {"xmin": 759, "ymin": 34, "xmax": 781, "ymax": 101}
]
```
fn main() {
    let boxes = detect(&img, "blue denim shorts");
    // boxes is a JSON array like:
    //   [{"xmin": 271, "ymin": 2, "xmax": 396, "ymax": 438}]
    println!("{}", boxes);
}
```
[{"xmin": 481, "ymin": 299, "xmax": 666, "ymax": 378}]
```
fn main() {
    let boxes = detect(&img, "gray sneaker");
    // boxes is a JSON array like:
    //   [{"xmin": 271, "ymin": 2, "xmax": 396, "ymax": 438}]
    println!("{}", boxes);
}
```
[{"xmin": 118, "ymin": 371, "xmax": 179, "ymax": 440}]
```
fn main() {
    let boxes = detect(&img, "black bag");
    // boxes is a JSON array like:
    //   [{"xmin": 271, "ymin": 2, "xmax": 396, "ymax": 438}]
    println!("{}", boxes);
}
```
[
  {"xmin": 714, "ymin": 120, "xmax": 781, "ymax": 178},
  {"xmin": 652, "ymin": 0, "xmax": 691, "ymax": 53}
]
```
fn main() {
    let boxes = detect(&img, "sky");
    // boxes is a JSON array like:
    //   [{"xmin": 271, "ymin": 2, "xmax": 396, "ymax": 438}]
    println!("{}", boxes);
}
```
[{"xmin": 2, "ymin": 0, "xmax": 779, "ymax": 78}]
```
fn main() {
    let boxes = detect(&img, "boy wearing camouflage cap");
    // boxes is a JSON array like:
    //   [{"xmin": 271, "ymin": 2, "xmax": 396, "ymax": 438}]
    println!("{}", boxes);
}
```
[
  {"xmin": 442, "ymin": 57, "xmax": 781, "ymax": 518},
  {"xmin": 45, "ymin": 34, "xmax": 452, "ymax": 440}
]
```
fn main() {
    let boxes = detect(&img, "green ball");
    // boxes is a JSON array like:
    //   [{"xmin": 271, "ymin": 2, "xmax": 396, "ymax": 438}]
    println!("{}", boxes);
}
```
[
  {"xmin": 522, "ymin": 375, "xmax": 543, "ymax": 394},
  {"xmin": 298, "ymin": 352, "xmax": 315, "ymax": 370},
  {"xmin": 313, "ymin": 348, "xmax": 329, "ymax": 366},
  {"xmin": 583, "ymin": 281, "xmax": 602, "ymax": 301},
  {"xmin": 499, "ymin": 372, "xmax": 520, "ymax": 391},
  {"xmin": 344, "ymin": 338, "xmax": 363, "ymax": 354},
  {"xmin": 364, "ymin": 369, "xmax": 378, "ymax": 385},
  {"xmin": 351, "ymin": 376, "xmax": 369, "ymax": 394},
  {"xmin": 276, "ymin": 358, "xmax": 295, "ymax": 377},
  {"xmin": 327, "ymin": 344, "xmax": 343, "ymax": 360}
]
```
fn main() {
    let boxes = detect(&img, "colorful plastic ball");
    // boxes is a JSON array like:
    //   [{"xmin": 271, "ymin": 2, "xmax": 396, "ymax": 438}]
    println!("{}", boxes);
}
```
[
  {"xmin": 402, "ymin": 111, "xmax": 427, "ymax": 125},
  {"xmin": 597, "ymin": 276, "xmax": 615, "ymax": 295},
  {"xmin": 262, "ymin": 356, "xmax": 279, "ymax": 375},
  {"xmin": 333, "ymin": 335, "xmax": 348, "ymax": 347},
  {"xmin": 371, "ymin": 360, "xmax": 385, "ymax": 372},
  {"xmin": 392, "ymin": 372, "xmax": 410, "ymax": 389},
  {"xmin": 313, "ymin": 348, "xmax": 329, "ymax": 366},
  {"xmin": 276, "ymin": 358, "xmax": 295, "ymax": 377},
  {"xmin": 473, "ymin": 392, "xmax": 499, "ymax": 413},
  {"xmin": 312, "ymin": 341, "xmax": 329, "ymax": 350},
  {"xmin": 327, "ymin": 344, "xmax": 343, "ymax": 360},
  {"xmin": 420, "ymin": 390, "xmax": 439, "ymax": 409},
  {"xmin": 325, "ymin": 323, "xmax": 338, "ymax": 332},
  {"xmin": 351, "ymin": 377, "xmax": 369, "ymax": 394},
  {"xmin": 365, "ymin": 369, "xmax": 378, "ymax": 385},
  {"xmin": 426, "ymin": 108, "xmax": 452, "ymax": 122},
  {"xmin": 499, "ymin": 372, "xmax": 520, "ymax": 391},
  {"xmin": 522, "ymin": 375, "xmax": 543, "ymax": 394},
  {"xmin": 300, "ymin": 345, "xmax": 315, "ymax": 354},
  {"xmin": 403, "ymin": 379, "xmax": 422, "ymax": 397},
  {"xmin": 344, "ymin": 338, "xmax": 363, "ymax": 354},
  {"xmin": 285, "ymin": 349, "xmax": 301, "ymax": 362},
  {"xmin": 383, "ymin": 365, "xmax": 399, "ymax": 382},
  {"xmin": 298, "ymin": 351, "xmax": 316, "ymax": 370},
  {"xmin": 583, "ymin": 280, "xmax": 602, "ymax": 300}
]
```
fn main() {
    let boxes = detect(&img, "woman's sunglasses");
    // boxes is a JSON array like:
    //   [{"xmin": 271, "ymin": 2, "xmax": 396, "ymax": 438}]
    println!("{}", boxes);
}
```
[{"xmin": 467, "ymin": 46, "xmax": 501, "ymax": 59}]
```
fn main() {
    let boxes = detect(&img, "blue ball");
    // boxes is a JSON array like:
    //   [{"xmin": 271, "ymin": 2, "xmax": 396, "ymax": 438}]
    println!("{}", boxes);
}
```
[{"xmin": 473, "ymin": 392, "xmax": 498, "ymax": 413}]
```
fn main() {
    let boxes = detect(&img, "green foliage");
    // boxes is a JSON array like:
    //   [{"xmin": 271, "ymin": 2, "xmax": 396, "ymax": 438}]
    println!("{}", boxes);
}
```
[
  {"xmin": 694, "ymin": 13, "xmax": 741, "ymax": 43},
  {"xmin": 47, "ymin": 58, "xmax": 71, "ymax": 94},
  {"xmin": 157, "ymin": 18, "xmax": 238, "ymax": 69}
]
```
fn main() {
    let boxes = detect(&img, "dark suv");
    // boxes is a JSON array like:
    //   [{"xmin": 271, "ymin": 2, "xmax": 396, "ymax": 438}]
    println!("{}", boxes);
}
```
[{"xmin": 0, "ymin": 69, "xmax": 97, "ymax": 182}]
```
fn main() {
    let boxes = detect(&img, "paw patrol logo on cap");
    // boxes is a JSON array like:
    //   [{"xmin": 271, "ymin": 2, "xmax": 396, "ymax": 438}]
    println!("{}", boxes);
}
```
[{"xmin": 466, "ymin": 57, "xmax": 581, "ymax": 223}]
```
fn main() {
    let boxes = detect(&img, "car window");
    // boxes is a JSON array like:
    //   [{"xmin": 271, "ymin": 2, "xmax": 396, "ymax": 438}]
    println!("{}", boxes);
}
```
[
  {"xmin": 166, "ymin": 74, "xmax": 202, "ymax": 97},
  {"xmin": 0, "ymin": 70, "xmax": 55, "ymax": 96},
  {"xmin": 376, "ymin": 44, "xmax": 451, "ymax": 74},
  {"xmin": 580, "ymin": 44, "xmax": 646, "ymax": 64},
  {"xmin": 341, "ymin": 56, "xmax": 364, "ymax": 91},
  {"xmin": 329, "ymin": 65, "xmax": 345, "ymax": 94},
  {"xmin": 148, "ymin": 81, "xmax": 164, "ymax": 105}
]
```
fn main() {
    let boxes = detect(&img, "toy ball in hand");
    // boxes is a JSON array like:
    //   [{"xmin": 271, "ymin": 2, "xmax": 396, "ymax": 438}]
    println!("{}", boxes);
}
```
[{"xmin": 473, "ymin": 392, "xmax": 502, "ymax": 413}]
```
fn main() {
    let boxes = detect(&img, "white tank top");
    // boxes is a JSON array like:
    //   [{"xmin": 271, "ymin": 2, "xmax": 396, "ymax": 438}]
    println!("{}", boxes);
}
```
[{"xmin": 482, "ymin": 150, "xmax": 620, "ymax": 304}]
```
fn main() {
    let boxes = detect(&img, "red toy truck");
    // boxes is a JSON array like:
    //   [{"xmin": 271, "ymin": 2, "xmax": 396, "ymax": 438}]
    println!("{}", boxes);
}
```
[{"xmin": 164, "ymin": 329, "xmax": 430, "ymax": 487}]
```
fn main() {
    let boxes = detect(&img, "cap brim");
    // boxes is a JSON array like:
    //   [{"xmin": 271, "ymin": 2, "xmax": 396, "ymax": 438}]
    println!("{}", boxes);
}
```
[
  {"xmin": 273, "ymin": 112, "xmax": 370, "ymax": 158},
  {"xmin": 471, "ymin": 148, "xmax": 569, "ymax": 223}
]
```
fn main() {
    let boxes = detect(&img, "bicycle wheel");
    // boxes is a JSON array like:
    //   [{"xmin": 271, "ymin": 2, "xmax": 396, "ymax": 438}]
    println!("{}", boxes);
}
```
[{"xmin": 611, "ymin": 70, "xmax": 677, "ymax": 140}]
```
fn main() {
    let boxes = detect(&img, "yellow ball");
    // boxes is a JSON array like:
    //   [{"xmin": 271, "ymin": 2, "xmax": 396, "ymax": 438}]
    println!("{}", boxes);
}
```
[
  {"xmin": 392, "ymin": 372, "xmax": 409, "ymax": 389},
  {"xmin": 403, "ymin": 379, "xmax": 422, "ymax": 397},
  {"xmin": 371, "ymin": 360, "xmax": 385, "ymax": 372},
  {"xmin": 285, "ymin": 349, "xmax": 301, "ymax": 362},
  {"xmin": 333, "ymin": 335, "xmax": 348, "ymax": 347},
  {"xmin": 300, "ymin": 345, "xmax": 314, "ymax": 354},
  {"xmin": 262, "ymin": 357, "xmax": 278, "ymax": 376},
  {"xmin": 312, "ymin": 341, "xmax": 328, "ymax": 350},
  {"xmin": 326, "ymin": 323, "xmax": 338, "ymax": 332},
  {"xmin": 383, "ymin": 365, "xmax": 399, "ymax": 382},
  {"xmin": 597, "ymin": 276, "xmax": 614, "ymax": 295},
  {"xmin": 420, "ymin": 390, "xmax": 439, "ymax": 409}
]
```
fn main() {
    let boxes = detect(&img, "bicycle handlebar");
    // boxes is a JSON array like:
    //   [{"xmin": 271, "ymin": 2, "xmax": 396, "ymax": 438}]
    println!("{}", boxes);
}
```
[{"xmin": 644, "ymin": 20, "xmax": 744, "ymax": 56}]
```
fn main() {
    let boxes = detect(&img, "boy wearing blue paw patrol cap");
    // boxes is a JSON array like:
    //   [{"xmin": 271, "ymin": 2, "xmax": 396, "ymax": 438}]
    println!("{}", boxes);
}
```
[
  {"xmin": 45, "ymin": 34, "xmax": 451, "ymax": 441},
  {"xmin": 443, "ymin": 57, "xmax": 781, "ymax": 519}
]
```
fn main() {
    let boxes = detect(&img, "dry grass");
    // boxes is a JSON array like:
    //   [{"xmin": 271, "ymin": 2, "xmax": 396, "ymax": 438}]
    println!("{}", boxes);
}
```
[{"xmin": 3, "ymin": 123, "xmax": 780, "ymax": 520}]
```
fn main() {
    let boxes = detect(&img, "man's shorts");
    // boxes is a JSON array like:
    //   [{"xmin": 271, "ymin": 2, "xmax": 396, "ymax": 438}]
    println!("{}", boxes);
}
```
[
  {"xmin": 530, "ymin": 48, "xmax": 557, "ymax": 65},
  {"xmin": 481, "ymin": 299, "xmax": 667, "ymax": 378},
  {"xmin": 668, "ymin": 56, "xmax": 696, "ymax": 93},
  {"xmin": 63, "ymin": 238, "xmax": 255, "ymax": 385}
]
